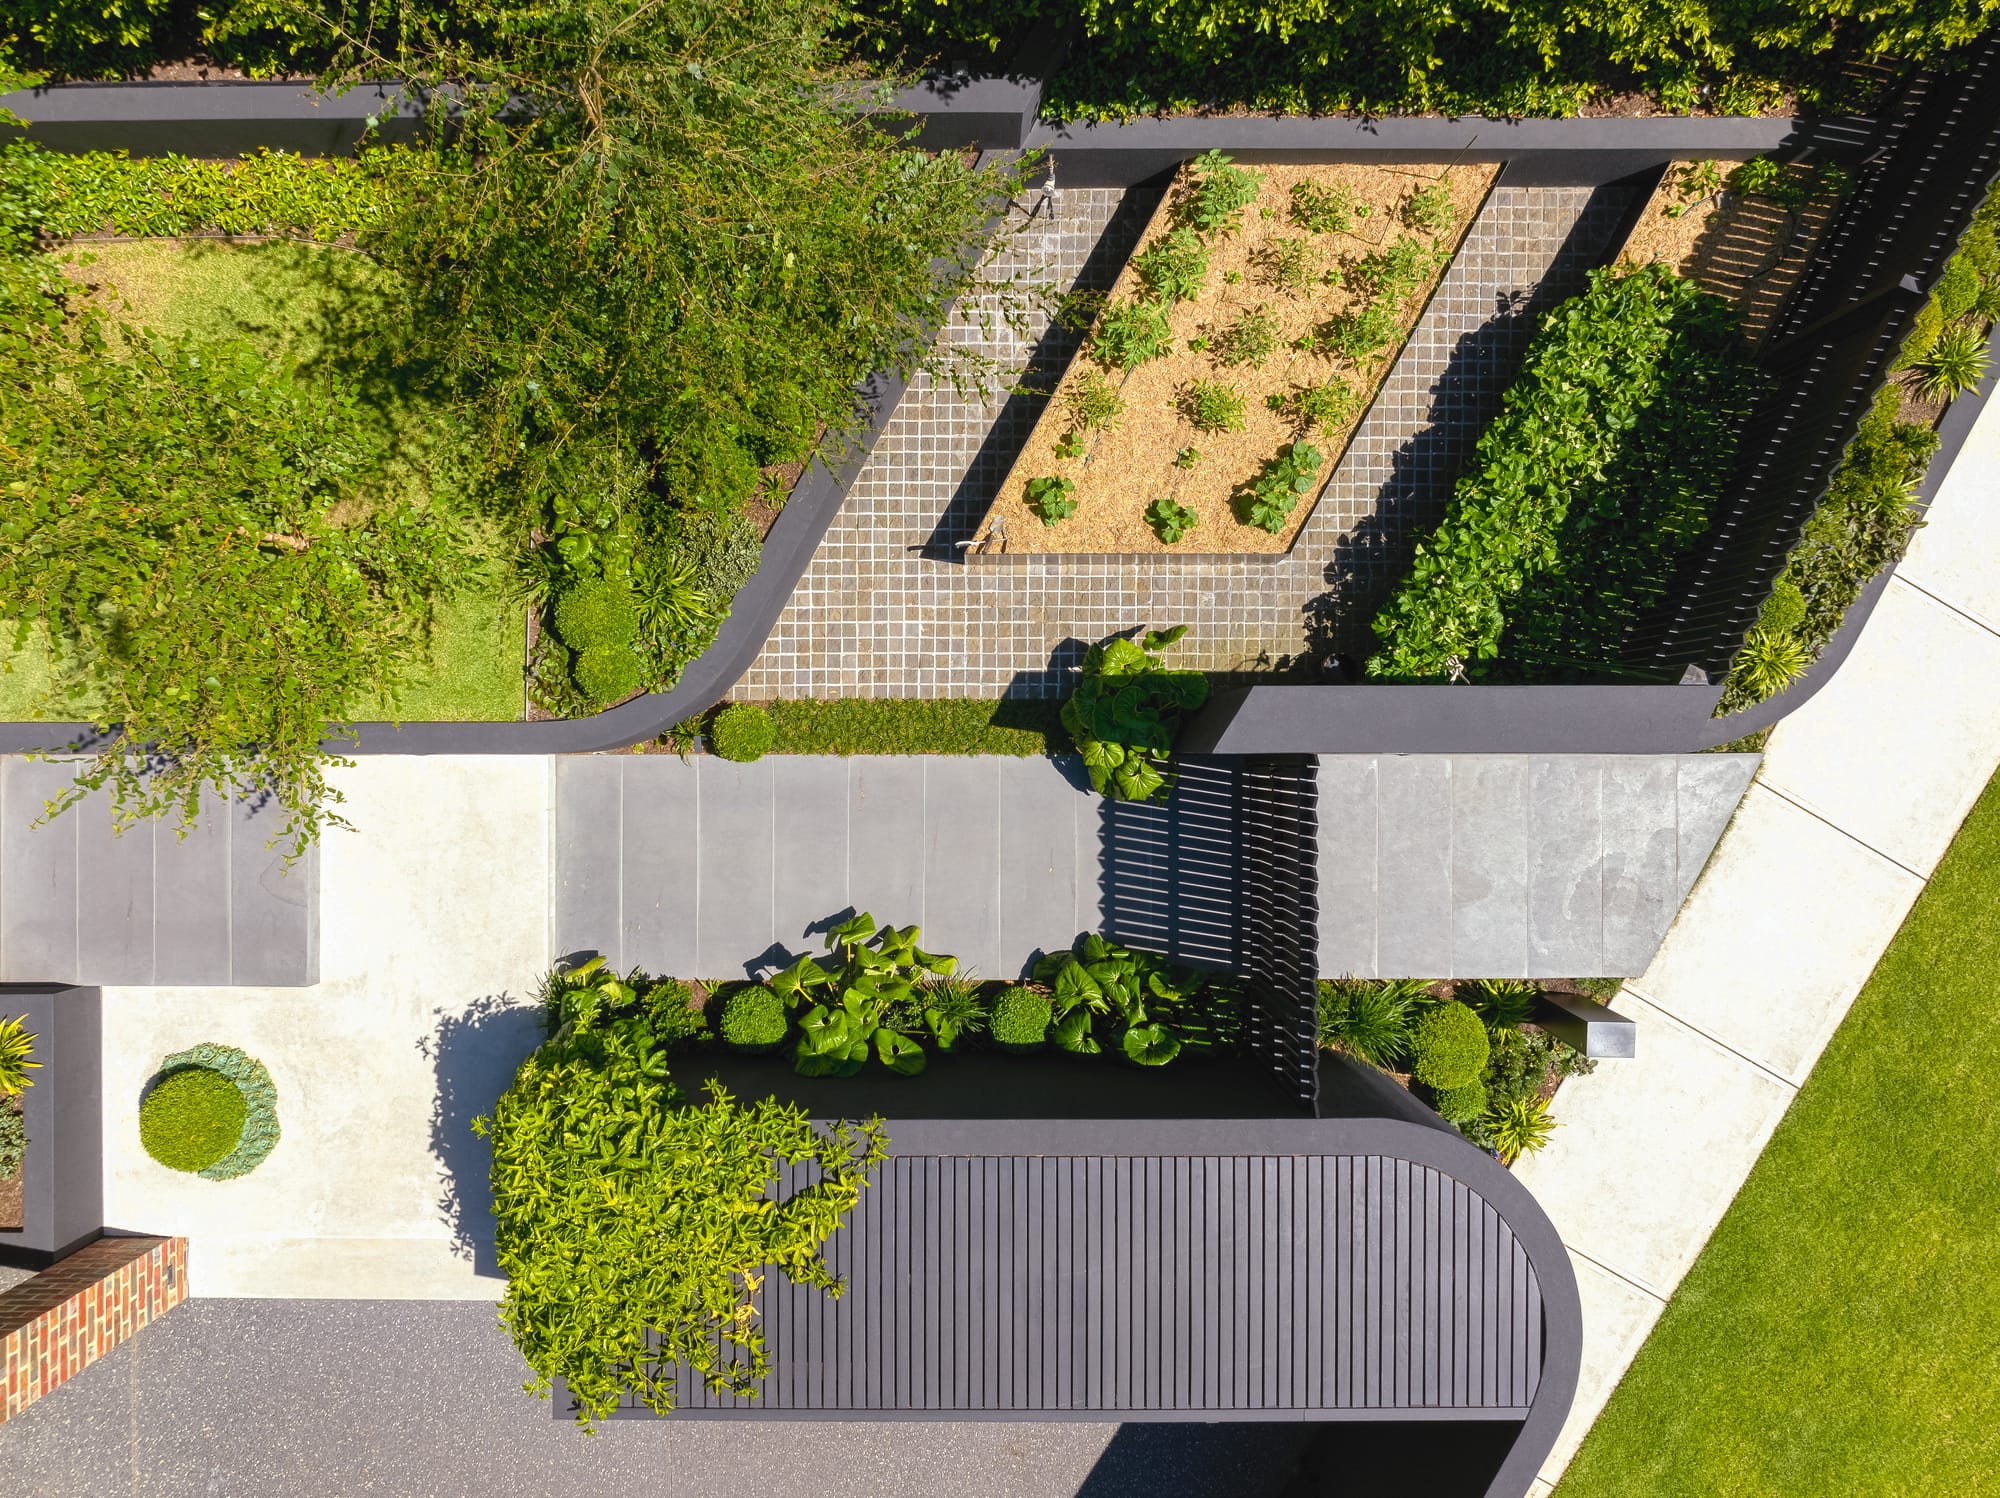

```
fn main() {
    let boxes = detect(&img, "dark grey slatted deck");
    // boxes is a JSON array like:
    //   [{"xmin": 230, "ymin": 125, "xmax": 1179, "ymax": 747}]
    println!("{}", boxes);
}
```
[{"xmin": 614, "ymin": 1120, "xmax": 1565, "ymax": 1423}]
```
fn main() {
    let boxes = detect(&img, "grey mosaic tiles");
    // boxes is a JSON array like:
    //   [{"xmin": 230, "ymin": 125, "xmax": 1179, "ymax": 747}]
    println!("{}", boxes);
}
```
[{"xmin": 736, "ymin": 180, "xmax": 1632, "ymax": 700}]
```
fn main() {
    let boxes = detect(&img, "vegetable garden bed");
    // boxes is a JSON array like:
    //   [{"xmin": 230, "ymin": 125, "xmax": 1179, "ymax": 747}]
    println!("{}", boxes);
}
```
[{"xmin": 980, "ymin": 156, "xmax": 1496, "ymax": 555}]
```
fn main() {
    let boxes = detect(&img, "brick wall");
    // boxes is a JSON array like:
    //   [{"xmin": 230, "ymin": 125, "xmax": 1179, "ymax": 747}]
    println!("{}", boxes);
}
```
[{"xmin": 0, "ymin": 1236, "xmax": 188, "ymax": 1421}]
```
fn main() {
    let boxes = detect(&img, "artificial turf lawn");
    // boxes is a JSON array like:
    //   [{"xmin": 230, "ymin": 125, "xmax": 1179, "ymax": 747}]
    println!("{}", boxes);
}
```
[
  {"xmin": 38, "ymin": 238, "xmax": 525, "ymax": 722},
  {"xmin": 1556, "ymin": 768, "xmax": 2000, "ymax": 1497},
  {"xmin": 761, "ymin": 698, "xmax": 1070, "ymax": 756}
]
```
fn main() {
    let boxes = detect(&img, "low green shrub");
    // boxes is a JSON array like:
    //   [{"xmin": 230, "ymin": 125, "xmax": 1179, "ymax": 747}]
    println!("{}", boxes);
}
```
[
  {"xmin": 573, "ymin": 647, "xmax": 642, "ymax": 706},
  {"xmin": 1255, "ymin": 236, "xmax": 1318, "ymax": 293},
  {"xmin": 1487, "ymin": 1094, "xmax": 1558, "ymax": 1164},
  {"xmin": 146, "ymin": 1043, "xmax": 279, "ymax": 1179},
  {"xmin": 0, "ymin": 1014, "xmax": 39, "ymax": 1095},
  {"xmin": 1404, "ymin": 183, "xmax": 1457, "ymax": 235},
  {"xmin": 1173, "ymin": 151, "xmax": 1262, "ymax": 236},
  {"xmin": 140, "ymin": 1067, "xmax": 248, "ymax": 1174},
  {"xmin": 1025, "ymin": 474, "xmax": 1079, "ymax": 525},
  {"xmin": 1465, "ymin": 979, "xmax": 1536, "ymax": 1031},
  {"xmin": 1033, "ymin": 932, "xmax": 1242, "ymax": 1064},
  {"xmin": 665, "ymin": 510, "xmax": 763, "ymax": 606},
  {"xmin": 552, "ymin": 579, "xmax": 640, "ymax": 652},
  {"xmin": 1316, "ymin": 978, "xmax": 1425, "ymax": 1068},
  {"xmin": 1433, "ymin": 1079, "xmax": 1489, "ymax": 1125},
  {"xmin": 1177, "ymin": 379, "xmax": 1247, "ymax": 434},
  {"xmin": 1090, "ymin": 298, "xmax": 1175, "ymax": 370},
  {"xmin": 918, "ymin": 974, "xmax": 987, "ymax": 1050},
  {"xmin": 1910, "ymin": 323, "xmax": 1990, "ymax": 400},
  {"xmin": 1409, "ymin": 1003, "xmax": 1490, "ymax": 1090},
  {"xmin": 1061, "ymin": 626, "xmax": 1209, "ymax": 803},
  {"xmin": 762, "ymin": 698, "xmax": 1066, "ymax": 756},
  {"xmin": 1289, "ymin": 180, "xmax": 1367, "ymax": 236},
  {"xmin": 1347, "ymin": 235, "xmax": 1436, "ymax": 302},
  {"xmin": 1369, "ymin": 264, "xmax": 1760, "ymax": 682},
  {"xmin": 1146, "ymin": 496, "xmax": 1198, "ymax": 544},
  {"xmin": 1240, "ymin": 442, "xmax": 1323, "ymax": 533},
  {"xmin": 1271, "ymin": 379, "xmax": 1360, "ymax": 434},
  {"xmin": 1062, "ymin": 371, "xmax": 1125, "ymax": 433},
  {"xmin": 1134, "ymin": 227, "xmax": 1211, "ymax": 304},
  {"xmin": 1318, "ymin": 302, "xmax": 1402, "ymax": 366},
  {"xmin": 989, "ymin": 986, "xmax": 1053, "ymax": 1050},
  {"xmin": 708, "ymin": 703, "xmax": 775, "ymax": 762},
  {"xmin": 1457, "ymin": 1027, "xmax": 1593, "ymax": 1154},
  {"xmin": 720, "ymin": 986, "xmax": 788, "ymax": 1050},
  {"xmin": 0, "ymin": 1105, "xmax": 26, "ymax": 1178},
  {"xmin": 766, "ymin": 911, "xmax": 957, "ymax": 1076},
  {"xmin": 641, "ymin": 979, "xmax": 709, "ymax": 1048},
  {"xmin": 1211, "ymin": 306, "xmax": 1281, "ymax": 368}
]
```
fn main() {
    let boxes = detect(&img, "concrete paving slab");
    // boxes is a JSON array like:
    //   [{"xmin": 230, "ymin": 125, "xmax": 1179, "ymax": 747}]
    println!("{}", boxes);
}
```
[
  {"xmin": 229, "ymin": 809, "xmax": 316, "ymax": 987},
  {"xmin": 770, "ymin": 756, "xmax": 848, "ymax": 961},
  {"xmin": 921, "ymin": 758, "xmax": 1002, "ymax": 974},
  {"xmin": 620, "ymin": 757, "xmax": 699, "ymax": 977},
  {"xmin": 695, "ymin": 757, "xmax": 775, "ymax": 978},
  {"xmin": 1632, "ymin": 784, "xmax": 1923, "ymax": 1084},
  {"xmin": 1674, "ymin": 755, "xmax": 1758, "ymax": 902},
  {"xmin": 1598, "ymin": 757, "xmax": 1679, "ymax": 975},
  {"xmin": 1761, "ymin": 578, "xmax": 2000, "ymax": 877},
  {"xmin": 151, "ymin": 804, "xmax": 231, "ymax": 984},
  {"xmin": 1314, "ymin": 757, "xmax": 1379, "ymax": 978},
  {"xmin": 1375, "ymin": 757, "xmax": 1453, "ymax": 977},
  {"xmin": 1513, "ymin": 990, "xmax": 1797, "ymax": 1295},
  {"xmin": 550, "ymin": 756, "xmax": 622, "ymax": 968},
  {"xmin": 849, "ymin": 758, "xmax": 927, "ymax": 924},
  {"xmin": 1534, "ymin": 1254, "xmax": 1664, "ymax": 1482},
  {"xmin": 997, "ymin": 757, "xmax": 1084, "ymax": 976},
  {"xmin": 1895, "ymin": 386, "xmax": 2000, "ymax": 631},
  {"xmin": 1528, "ymin": 757, "xmax": 1602, "ymax": 978},
  {"xmin": 1, "ymin": 756, "xmax": 79, "ymax": 981},
  {"xmin": 73, "ymin": 790, "xmax": 153, "ymax": 986},
  {"xmin": 1452, "ymin": 757, "xmax": 1531, "ymax": 977}
]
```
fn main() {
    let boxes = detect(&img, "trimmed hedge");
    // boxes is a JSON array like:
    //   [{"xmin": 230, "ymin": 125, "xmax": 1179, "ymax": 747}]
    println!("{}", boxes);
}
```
[
  {"xmin": 762, "ymin": 698, "xmax": 1068, "ymax": 756},
  {"xmin": 1368, "ymin": 264, "xmax": 1759, "ymax": 682},
  {"xmin": 140, "ymin": 1066, "xmax": 246, "ymax": 1173},
  {"xmin": 143, "ymin": 1043, "xmax": 280, "ymax": 1180},
  {"xmin": 719, "ymin": 986, "xmax": 788, "ymax": 1050},
  {"xmin": 989, "ymin": 985, "xmax": 1052, "ymax": 1049},
  {"xmin": 708, "ymin": 703, "xmax": 775, "ymax": 762}
]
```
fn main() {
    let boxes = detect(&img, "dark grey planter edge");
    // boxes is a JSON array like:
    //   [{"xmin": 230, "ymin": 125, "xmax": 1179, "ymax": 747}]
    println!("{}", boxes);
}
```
[{"xmin": 0, "ymin": 986, "xmax": 104, "ymax": 1269}]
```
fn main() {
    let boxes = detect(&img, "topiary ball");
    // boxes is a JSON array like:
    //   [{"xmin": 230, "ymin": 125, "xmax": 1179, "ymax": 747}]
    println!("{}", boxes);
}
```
[
  {"xmin": 573, "ymin": 646, "xmax": 642, "ymax": 706},
  {"xmin": 720, "ymin": 985, "xmax": 788, "ymax": 1050},
  {"xmin": 709, "ymin": 703, "xmax": 775, "ymax": 762},
  {"xmin": 1410, "ymin": 1002, "xmax": 1490, "ymax": 1090},
  {"xmin": 1433, "ymin": 1079, "xmax": 1489, "ymax": 1125},
  {"xmin": 141, "ymin": 1067, "xmax": 248, "ymax": 1173},
  {"xmin": 989, "ymin": 985, "xmax": 1053, "ymax": 1050},
  {"xmin": 552, "ymin": 578, "xmax": 640, "ymax": 652}
]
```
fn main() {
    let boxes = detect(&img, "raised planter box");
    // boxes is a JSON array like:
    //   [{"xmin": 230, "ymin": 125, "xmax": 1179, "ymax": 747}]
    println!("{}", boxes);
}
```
[{"xmin": 0, "ymin": 987, "xmax": 103, "ymax": 1269}]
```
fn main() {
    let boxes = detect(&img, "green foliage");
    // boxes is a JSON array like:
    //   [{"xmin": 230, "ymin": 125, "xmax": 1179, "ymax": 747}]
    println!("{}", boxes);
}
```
[
  {"xmin": 1910, "ymin": 322, "xmax": 1990, "ymax": 400},
  {"xmin": 1060, "ymin": 626, "xmax": 1209, "ymax": 802},
  {"xmin": 720, "ymin": 986, "xmax": 788, "ymax": 1050},
  {"xmin": 550, "ymin": 579, "xmax": 639, "ymax": 652},
  {"xmin": 0, "ymin": 282, "xmax": 459, "ymax": 855},
  {"xmin": 1465, "ymin": 979, "xmax": 1537, "ymax": 1031},
  {"xmin": 1134, "ymin": 227, "xmax": 1211, "ymax": 304},
  {"xmin": 1403, "ymin": 183, "xmax": 1457, "ymax": 235},
  {"xmin": 665, "ymin": 510, "xmax": 762, "ymax": 607},
  {"xmin": 140, "ymin": 1067, "xmax": 248, "ymax": 1173},
  {"xmin": 1172, "ymin": 151, "xmax": 1263, "ymax": 237},
  {"xmin": 0, "ymin": 1106, "xmax": 23, "ymax": 1179},
  {"xmin": 1665, "ymin": 159, "xmax": 1726, "ymax": 217},
  {"xmin": 477, "ymin": 995, "xmax": 885, "ymax": 1426},
  {"xmin": 1318, "ymin": 302, "xmax": 1402, "ymax": 366},
  {"xmin": 918, "ymin": 973, "xmax": 987, "ymax": 1050},
  {"xmin": 1063, "ymin": 370, "xmax": 1125, "ymax": 433},
  {"xmin": 1346, "ymin": 236, "xmax": 1436, "ymax": 303},
  {"xmin": 989, "ymin": 985, "xmax": 1053, "ymax": 1049},
  {"xmin": 572, "ymin": 647, "xmax": 640, "ymax": 706},
  {"xmin": 1240, "ymin": 441, "xmax": 1323, "ymax": 533},
  {"xmin": 1211, "ymin": 306, "xmax": 1280, "ymax": 368},
  {"xmin": 1732, "ymin": 627, "xmax": 1809, "ymax": 700},
  {"xmin": 0, "ymin": 1014, "xmax": 40, "ymax": 1096},
  {"xmin": 1289, "ymin": 180, "xmax": 1366, "ymax": 236},
  {"xmin": 1255, "ymin": 236, "xmax": 1319, "ymax": 293},
  {"xmin": 1174, "ymin": 446, "xmax": 1202, "ymax": 468},
  {"xmin": 1315, "ymin": 978, "xmax": 1426, "ymax": 1069},
  {"xmin": 1433, "ymin": 1079, "xmax": 1489, "ymax": 1125},
  {"xmin": 1456, "ymin": 1025, "xmax": 1591, "ymax": 1153},
  {"xmin": 1409, "ymin": 1002, "xmax": 1490, "ymax": 1090},
  {"xmin": 155, "ymin": 1042, "xmax": 280, "ymax": 1179},
  {"xmin": 1090, "ymin": 297, "xmax": 1175, "ymax": 370},
  {"xmin": 768, "ymin": 912, "xmax": 958, "ymax": 1077},
  {"xmin": 1025, "ymin": 474, "xmax": 1079, "ymax": 525},
  {"xmin": 1271, "ymin": 378, "xmax": 1361, "ymax": 434},
  {"xmin": 1033, "ymin": 932, "xmax": 1241, "ymax": 1064},
  {"xmin": 1486, "ymin": 1094, "xmax": 1558, "ymax": 1164},
  {"xmin": 1177, "ymin": 378, "xmax": 1248, "ymax": 434},
  {"xmin": 641, "ymin": 979, "xmax": 709, "ymax": 1048},
  {"xmin": 1369, "ymin": 264, "xmax": 1760, "ymax": 683},
  {"xmin": 0, "ymin": 143, "xmax": 423, "ymax": 241},
  {"xmin": 708, "ymin": 703, "xmax": 775, "ymax": 762},
  {"xmin": 761, "ymin": 697, "xmax": 1067, "ymax": 756},
  {"xmin": 1727, "ymin": 155, "xmax": 1815, "ymax": 209},
  {"xmin": 1146, "ymin": 496, "xmax": 1199, "ymax": 544}
]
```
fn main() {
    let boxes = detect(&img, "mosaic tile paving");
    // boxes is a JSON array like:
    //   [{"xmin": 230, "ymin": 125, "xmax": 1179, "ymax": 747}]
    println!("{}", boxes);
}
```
[{"xmin": 735, "ymin": 180, "xmax": 1633, "ymax": 700}]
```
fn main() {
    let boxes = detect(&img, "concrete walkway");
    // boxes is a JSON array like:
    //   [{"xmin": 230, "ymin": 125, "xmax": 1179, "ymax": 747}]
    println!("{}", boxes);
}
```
[{"xmin": 1517, "ymin": 390, "xmax": 2000, "ymax": 1491}]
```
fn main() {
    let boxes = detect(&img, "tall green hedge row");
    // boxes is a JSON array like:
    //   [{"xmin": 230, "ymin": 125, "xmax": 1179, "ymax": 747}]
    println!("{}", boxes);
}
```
[{"xmin": 1367, "ymin": 264, "xmax": 1760, "ymax": 683}]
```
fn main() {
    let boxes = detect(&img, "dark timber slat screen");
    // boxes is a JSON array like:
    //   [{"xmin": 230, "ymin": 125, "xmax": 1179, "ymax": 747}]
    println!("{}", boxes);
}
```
[
  {"xmin": 1238, "ymin": 757, "xmax": 1321, "ymax": 1112},
  {"xmin": 649, "ymin": 1151, "xmax": 1540, "ymax": 1417},
  {"xmin": 1623, "ymin": 35, "xmax": 2000, "ymax": 676}
]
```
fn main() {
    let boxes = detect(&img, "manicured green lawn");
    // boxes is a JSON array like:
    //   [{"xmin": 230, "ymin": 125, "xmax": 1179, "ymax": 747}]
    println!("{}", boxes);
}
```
[
  {"xmin": 1558, "ymin": 769, "xmax": 2000, "ymax": 1496},
  {"xmin": 45, "ymin": 239, "xmax": 525, "ymax": 723},
  {"xmin": 762, "ymin": 697, "xmax": 1069, "ymax": 756}
]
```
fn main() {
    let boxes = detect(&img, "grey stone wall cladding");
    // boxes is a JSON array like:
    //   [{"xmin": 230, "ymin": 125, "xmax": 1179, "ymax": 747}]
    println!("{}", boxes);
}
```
[
  {"xmin": 1316, "ymin": 753, "xmax": 1757, "ymax": 979},
  {"xmin": 733, "ymin": 179, "xmax": 1630, "ymax": 700},
  {"xmin": 0, "ymin": 757, "xmax": 317, "ymax": 986}
]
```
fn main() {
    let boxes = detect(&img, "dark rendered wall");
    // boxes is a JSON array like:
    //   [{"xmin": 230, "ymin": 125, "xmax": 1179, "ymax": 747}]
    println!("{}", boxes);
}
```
[{"xmin": 0, "ymin": 986, "xmax": 103, "ymax": 1267}]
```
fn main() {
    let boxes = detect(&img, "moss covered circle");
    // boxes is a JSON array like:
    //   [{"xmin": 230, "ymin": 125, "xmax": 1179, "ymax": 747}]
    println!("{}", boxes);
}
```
[{"xmin": 141, "ymin": 1044, "xmax": 281, "ymax": 1180}]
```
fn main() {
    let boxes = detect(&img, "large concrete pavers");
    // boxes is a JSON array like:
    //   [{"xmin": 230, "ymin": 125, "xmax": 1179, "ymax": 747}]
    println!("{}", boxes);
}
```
[
  {"xmin": 1316, "ymin": 754, "xmax": 1757, "ymax": 979},
  {"xmin": 0, "ymin": 757, "xmax": 317, "ymax": 985}
]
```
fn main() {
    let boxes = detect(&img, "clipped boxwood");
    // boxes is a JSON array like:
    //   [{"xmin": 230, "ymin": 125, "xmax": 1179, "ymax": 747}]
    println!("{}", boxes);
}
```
[
  {"xmin": 1409, "ymin": 1003, "xmax": 1490, "ymax": 1091},
  {"xmin": 574, "ymin": 646, "xmax": 642, "ymax": 706},
  {"xmin": 989, "ymin": 986, "xmax": 1053, "ymax": 1051},
  {"xmin": 709, "ymin": 703, "xmax": 775, "ymax": 762},
  {"xmin": 1433, "ymin": 1079, "xmax": 1490, "ymax": 1125},
  {"xmin": 142, "ymin": 1044, "xmax": 280, "ymax": 1180},
  {"xmin": 552, "ymin": 578, "xmax": 640, "ymax": 652},
  {"xmin": 719, "ymin": 985, "xmax": 788, "ymax": 1051}
]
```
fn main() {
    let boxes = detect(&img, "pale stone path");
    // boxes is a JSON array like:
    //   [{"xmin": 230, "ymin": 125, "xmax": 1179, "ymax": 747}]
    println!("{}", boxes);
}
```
[{"xmin": 1519, "ymin": 390, "xmax": 2000, "ymax": 1491}]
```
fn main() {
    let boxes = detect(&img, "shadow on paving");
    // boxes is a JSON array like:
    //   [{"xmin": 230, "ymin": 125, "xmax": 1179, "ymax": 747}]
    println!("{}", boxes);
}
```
[{"xmin": 423, "ymin": 991, "xmax": 547, "ymax": 1280}]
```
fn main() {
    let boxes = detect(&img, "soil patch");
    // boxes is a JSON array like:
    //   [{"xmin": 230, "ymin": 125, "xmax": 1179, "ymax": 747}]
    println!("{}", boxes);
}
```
[{"xmin": 982, "ymin": 160, "xmax": 1497, "ymax": 555}]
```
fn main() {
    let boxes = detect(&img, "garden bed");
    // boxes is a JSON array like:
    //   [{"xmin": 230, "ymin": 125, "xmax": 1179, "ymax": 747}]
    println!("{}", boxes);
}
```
[
  {"xmin": 0, "ymin": 1096, "xmax": 22, "ymax": 1232},
  {"xmin": 980, "ymin": 157, "xmax": 1496, "ymax": 556}
]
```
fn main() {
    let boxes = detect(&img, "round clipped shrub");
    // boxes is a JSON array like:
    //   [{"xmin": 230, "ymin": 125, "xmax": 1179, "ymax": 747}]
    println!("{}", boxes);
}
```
[
  {"xmin": 709, "ymin": 703, "xmax": 775, "ymax": 762},
  {"xmin": 1409, "ymin": 1003, "xmax": 1490, "ymax": 1090},
  {"xmin": 1433, "ymin": 1079, "xmax": 1489, "ymax": 1125},
  {"xmin": 720, "ymin": 986, "xmax": 788, "ymax": 1051},
  {"xmin": 143, "ymin": 1044, "xmax": 280, "ymax": 1180},
  {"xmin": 552, "ymin": 579, "xmax": 640, "ymax": 651},
  {"xmin": 989, "ymin": 986, "xmax": 1052, "ymax": 1051},
  {"xmin": 140, "ymin": 1067, "xmax": 247, "ymax": 1173},
  {"xmin": 573, "ymin": 646, "xmax": 642, "ymax": 705}
]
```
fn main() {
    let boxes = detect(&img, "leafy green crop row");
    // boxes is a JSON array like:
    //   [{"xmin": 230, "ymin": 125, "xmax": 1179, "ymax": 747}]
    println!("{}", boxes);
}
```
[{"xmin": 1368, "ymin": 264, "xmax": 1760, "ymax": 682}]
